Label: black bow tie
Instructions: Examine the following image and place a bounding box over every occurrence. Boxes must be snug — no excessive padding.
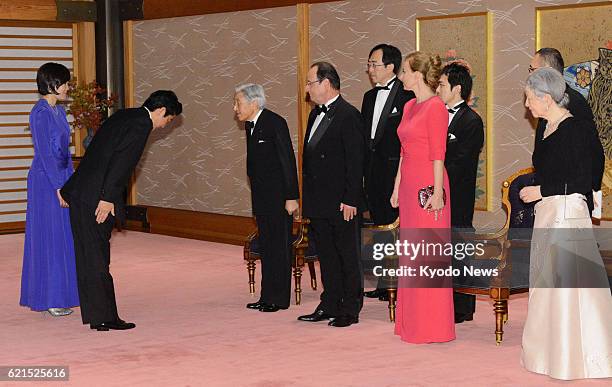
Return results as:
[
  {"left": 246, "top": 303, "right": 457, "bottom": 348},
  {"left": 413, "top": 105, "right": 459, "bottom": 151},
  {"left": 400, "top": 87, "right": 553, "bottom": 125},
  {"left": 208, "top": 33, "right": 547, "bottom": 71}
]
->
[
  {"left": 374, "top": 77, "right": 397, "bottom": 91},
  {"left": 314, "top": 104, "right": 328, "bottom": 115},
  {"left": 447, "top": 107, "right": 459, "bottom": 114},
  {"left": 246, "top": 121, "right": 255, "bottom": 131}
]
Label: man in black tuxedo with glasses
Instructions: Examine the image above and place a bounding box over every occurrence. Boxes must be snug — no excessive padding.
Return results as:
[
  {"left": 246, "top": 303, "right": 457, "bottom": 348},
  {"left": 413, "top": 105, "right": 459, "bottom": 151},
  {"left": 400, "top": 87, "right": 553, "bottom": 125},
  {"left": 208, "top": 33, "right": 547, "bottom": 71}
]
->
[
  {"left": 297, "top": 62, "right": 365, "bottom": 328},
  {"left": 361, "top": 44, "right": 415, "bottom": 301}
]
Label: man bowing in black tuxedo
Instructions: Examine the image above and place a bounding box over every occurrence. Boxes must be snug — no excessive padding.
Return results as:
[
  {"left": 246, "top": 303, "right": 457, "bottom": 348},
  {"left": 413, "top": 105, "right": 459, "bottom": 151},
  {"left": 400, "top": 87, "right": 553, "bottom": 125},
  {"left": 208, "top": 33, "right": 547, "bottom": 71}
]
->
[
  {"left": 233, "top": 83, "right": 299, "bottom": 312},
  {"left": 297, "top": 62, "right": 365, "bottom": 327},
  {"left": 436, "top": 63, "right": 484, "bottom": 323},
  {"left": 361, "top": 44, "right": 414, "bottom": 301},
  {"left": 61, "top": 90, "right": 182, "bottom": 331}
]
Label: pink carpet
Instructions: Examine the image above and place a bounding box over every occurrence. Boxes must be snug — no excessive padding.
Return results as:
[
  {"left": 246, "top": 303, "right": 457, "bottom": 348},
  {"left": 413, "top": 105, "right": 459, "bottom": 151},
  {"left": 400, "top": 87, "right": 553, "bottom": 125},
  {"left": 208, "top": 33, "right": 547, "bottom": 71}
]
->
[{"left": 0, "top": 231, "right": 606, "bottom": 386}]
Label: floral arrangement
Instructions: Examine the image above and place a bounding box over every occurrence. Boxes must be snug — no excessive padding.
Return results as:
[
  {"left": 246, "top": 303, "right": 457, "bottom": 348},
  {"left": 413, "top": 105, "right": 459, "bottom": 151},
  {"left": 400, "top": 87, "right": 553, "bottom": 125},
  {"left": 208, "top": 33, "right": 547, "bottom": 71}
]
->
[{"left": 67, "top": 80, "right": 117, "bottom": 133}]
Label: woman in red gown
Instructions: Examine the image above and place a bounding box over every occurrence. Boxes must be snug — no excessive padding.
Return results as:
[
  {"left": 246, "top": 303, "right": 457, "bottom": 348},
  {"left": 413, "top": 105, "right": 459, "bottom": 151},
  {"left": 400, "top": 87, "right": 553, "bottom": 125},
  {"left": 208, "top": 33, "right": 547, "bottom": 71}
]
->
[{"left": 390, "top": 51, "right": 455, "bottom": 343}]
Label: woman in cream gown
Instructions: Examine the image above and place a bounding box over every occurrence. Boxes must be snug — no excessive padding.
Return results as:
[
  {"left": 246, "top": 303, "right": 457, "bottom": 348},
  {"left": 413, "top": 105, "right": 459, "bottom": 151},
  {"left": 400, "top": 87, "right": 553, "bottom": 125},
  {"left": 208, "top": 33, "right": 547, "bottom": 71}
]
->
[{"left": 519, "top": 68, "right": 611, "bottom": 380}]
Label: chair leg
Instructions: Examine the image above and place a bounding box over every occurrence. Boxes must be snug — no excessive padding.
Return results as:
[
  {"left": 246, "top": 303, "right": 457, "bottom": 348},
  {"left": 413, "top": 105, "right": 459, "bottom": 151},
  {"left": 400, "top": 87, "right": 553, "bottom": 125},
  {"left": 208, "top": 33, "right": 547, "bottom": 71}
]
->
[
  {"left": 503, "top": 310, "right": 509, "bottom": 324},
  {"left": 307, "top": 261, "right": 317, "bottom": 290},
  {"left": 388, "top": 288, "right": 397, "bottom": 322},
  {"left": 247, "top": 259, "right": 256, "bottom": 295},
  {"left": 293, "top": 265, "right": 303, "bottom": 305},
  {"left": 494, "top": 299, "right": 508, "bottom": 345}
]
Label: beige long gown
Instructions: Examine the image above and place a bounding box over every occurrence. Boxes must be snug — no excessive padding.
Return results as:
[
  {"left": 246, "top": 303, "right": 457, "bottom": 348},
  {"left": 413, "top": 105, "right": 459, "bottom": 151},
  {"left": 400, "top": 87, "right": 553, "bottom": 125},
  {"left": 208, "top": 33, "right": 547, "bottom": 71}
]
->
[{"left": 521, "top": 194, "right": 612, "bottom": 380}]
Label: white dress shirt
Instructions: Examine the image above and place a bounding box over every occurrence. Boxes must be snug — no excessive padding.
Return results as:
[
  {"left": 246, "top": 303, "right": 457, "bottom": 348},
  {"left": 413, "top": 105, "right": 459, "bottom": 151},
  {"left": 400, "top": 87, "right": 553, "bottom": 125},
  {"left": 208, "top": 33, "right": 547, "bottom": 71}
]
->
[
  {"left": 308, "top": 94, "right": 339, "bottom": 142},
  {"left": 447, "top": 100, "right": 464, "bottom": 127},
  {"left": 371, "top": 76, "right": 396, "bottom": 139},
  {"left": 248, "top": 109, "right": 263, "bottom": 135}
]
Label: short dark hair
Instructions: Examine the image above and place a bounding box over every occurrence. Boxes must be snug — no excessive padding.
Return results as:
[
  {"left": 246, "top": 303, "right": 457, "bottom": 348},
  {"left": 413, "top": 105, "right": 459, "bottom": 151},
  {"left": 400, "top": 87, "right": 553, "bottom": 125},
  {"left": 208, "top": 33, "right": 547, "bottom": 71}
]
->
[
  {"left": 36, "top": 62, "right": 70, "bottom": 95},
  {"left": 142, "top": 90, "right": 182, "bottom": 116},
  {"left": 441, "top": 63, "right": 473, "bottom": 101},
  {"left": 369, "top": 44, "right": 402, "bottom": 75},
  {"left": 535, "top": 47, "right": 564, "bottom": 74},
  {"left": 312, "top": 61, "right": 340, "bottom": 90}
]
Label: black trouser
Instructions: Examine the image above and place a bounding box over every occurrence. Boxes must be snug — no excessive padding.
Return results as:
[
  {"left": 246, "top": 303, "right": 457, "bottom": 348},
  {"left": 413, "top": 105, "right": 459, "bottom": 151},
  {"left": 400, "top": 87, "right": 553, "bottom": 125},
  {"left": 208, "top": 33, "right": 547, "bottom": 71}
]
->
[
  {"left": 453, "top": 292, "right": 476, "bottom": 317},
  {"left": 256, "top": 213, "right": 293, "bottom": 308},
  {"left": 69, "top": 199, "right": 119, "bottom": 325},
  {"left": 452, "top": 226, "right": 476, "bottom": 317},
  {"left": 310, "top": 213, "right": 363, "bottom": 317}
]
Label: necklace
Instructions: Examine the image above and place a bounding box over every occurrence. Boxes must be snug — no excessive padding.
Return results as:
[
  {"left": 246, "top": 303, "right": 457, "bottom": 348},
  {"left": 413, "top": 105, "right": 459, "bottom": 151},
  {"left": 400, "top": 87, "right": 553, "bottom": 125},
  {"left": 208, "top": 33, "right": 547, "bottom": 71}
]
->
[{"left": 543, "top": 110, "right": 570, "bottom": 138}]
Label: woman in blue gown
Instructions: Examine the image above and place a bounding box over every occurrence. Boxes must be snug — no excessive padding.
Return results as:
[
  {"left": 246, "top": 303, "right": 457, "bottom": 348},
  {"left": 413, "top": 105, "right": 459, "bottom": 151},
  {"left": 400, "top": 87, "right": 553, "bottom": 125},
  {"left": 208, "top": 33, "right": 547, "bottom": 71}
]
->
[{"left": 20, "top": 62, "right": 79, "bottom": 316}]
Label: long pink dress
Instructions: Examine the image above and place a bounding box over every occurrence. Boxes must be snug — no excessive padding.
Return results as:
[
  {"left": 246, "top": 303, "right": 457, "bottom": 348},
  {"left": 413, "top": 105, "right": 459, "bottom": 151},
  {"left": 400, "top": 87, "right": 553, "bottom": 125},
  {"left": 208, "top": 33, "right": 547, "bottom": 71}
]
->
[{"left": 394, "top": 96, "right": 456, "bottom": 343}]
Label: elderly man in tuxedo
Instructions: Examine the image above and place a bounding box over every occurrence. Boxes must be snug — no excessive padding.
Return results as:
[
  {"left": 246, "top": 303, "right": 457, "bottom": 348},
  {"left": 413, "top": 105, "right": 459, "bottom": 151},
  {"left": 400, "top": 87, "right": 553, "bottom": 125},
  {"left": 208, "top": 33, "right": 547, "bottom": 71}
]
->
[
  {"left": 233, "top": 83, "right": 299, "bottom": 313},
  {"left": 361, "top": 44, "right": 415, "bottom": 301},
  {"left": 297, "top": 62, "right": 365, "bottom": 327},
  {"left": 436, "top": 63, "right": 483, "bottom": 323},
  {"left": 61, "top": 90, "right": 182, "bottom": 331}
]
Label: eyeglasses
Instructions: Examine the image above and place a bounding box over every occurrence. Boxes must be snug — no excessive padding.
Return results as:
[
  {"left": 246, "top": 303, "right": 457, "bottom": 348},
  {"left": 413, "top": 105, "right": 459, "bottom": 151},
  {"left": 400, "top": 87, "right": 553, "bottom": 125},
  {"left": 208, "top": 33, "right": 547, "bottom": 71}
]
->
[
  {"left": 305, "top": 79, "right": 322, "bottom": 87},
  {"left": 366, "top": 62, "right": 385, "bottom": 69},
  {"left": 528, "top": 65, "right": 538, "bottom": 74}
]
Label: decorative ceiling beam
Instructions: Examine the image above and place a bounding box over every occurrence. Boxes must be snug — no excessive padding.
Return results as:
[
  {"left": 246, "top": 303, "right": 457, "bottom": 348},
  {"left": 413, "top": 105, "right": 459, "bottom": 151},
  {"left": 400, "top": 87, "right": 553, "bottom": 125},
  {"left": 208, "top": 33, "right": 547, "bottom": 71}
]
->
[{"left": 140, "top": 0, "right": 332, "bottom": 20}]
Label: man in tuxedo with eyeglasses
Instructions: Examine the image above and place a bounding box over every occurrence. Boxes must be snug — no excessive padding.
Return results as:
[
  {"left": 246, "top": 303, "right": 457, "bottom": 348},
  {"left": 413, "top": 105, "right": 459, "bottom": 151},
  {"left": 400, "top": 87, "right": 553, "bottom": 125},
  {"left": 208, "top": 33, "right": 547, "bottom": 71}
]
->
[
  {"left": 297, "top": 61, "right": 365, "bottom": 328},
  {"left": 361, "top": 44, "right": 415, "bottom": 301}
]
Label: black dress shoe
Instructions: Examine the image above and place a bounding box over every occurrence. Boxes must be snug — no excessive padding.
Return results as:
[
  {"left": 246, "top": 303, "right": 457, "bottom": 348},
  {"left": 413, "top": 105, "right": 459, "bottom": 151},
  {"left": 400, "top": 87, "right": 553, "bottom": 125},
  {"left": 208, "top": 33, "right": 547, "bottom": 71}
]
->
[
  {"left": 328, "top": 315, "right": 358, "bottom": 327},
  {"left": 454, "top": 313, "right": 474, "bottom": 324},
  {"left": 364, "top": 288, "right": 386, "bottom": 299},
  {"left": 297, "top": 309, "right": 335, "bottom": 322},
  {"left": 259, "top": 303, "right": 288, "bottom": 312},
  {"left": 246, "top": 300, "right": 265, "bottom": 310},
  {"left": 90, "top": 319, "right": 136, "bottom": 331}
]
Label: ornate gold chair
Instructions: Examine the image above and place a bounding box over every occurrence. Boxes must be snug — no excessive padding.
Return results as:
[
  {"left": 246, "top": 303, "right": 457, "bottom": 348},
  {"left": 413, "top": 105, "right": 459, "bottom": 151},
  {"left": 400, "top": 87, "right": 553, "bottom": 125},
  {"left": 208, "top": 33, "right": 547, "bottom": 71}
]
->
[
  {"left": 243, "top": 219, "right": 318, "bottom": 305},
  {"left": 361, "top": 218, "right": 400, "bottom": 322},
  {"left": 453, "top": 166, "right": 535, "bottom": 345}
]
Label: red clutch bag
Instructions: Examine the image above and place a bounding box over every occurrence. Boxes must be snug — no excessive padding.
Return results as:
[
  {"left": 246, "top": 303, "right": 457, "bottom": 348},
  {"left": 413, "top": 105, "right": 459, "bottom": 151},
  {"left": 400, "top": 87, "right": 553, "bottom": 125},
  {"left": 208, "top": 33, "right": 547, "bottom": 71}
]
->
[{"left": 418, "top": 185, "right": 446, "bottom": 208}]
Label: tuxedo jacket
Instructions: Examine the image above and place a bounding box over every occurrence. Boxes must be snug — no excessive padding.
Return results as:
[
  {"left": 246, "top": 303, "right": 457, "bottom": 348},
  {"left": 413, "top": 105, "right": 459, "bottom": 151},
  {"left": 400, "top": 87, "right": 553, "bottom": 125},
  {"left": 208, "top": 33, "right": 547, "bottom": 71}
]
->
[
  {"left": 61, "top": 107, "right": 152, "bottom": 223},
  {"left": 246, "top": 108, "right": 299, "bottom": 216},
  {"left": 360, "top": 79, "right": 415, "bottom": 225},
  {"left": 444, "top": 102, "right": 484, "bottom": 228},
  {"left": 533, "top": 84, "right": 601, "bottom": 210},
  {"left": 302, "top": 95, "right": 365, "bottom": 218}
]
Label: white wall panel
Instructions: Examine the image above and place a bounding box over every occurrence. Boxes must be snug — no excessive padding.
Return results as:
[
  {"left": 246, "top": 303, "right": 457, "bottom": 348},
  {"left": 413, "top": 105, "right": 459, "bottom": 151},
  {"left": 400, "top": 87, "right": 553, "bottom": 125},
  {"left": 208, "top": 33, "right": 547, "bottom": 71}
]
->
[
  {"left": 0, "top": 202, "right": 26, "bottom": 212},
  {"left": 0, "top": 115, "right": 30, "bottom": 124},
  {"left": 0, "top": 137, "right": 33, "bottom": 146},
  {"left": 0, "top": 49, "right": 72, "bottom": 57},
  {"left": 0, "top": 93, "right": 41, "bottom": 101},
  {"left": 0, "top": 169, "right": 28, "bottom": 179},
  {"left": 1, "top": 159, "right": 33, "bottom": 168},
  {"left": 0, "top": 38, "right": 72, "bottom": 47},
  {"left": 0, "top": 126, "right": 30, "bottom": 135},
  {"left": 0, "top": 60, "right": 72, "bottom": 68},
  {"left": 0, "top": 27, "right": 72, "bottom": 36},
  {"left": 0, "top": 71, "right": 38, "bottom": 79},
  {"left": 0, "top": 213, "right": 26, "bottom": 222},
  {"left": 0, "top": 103, "right": 35, "bottom": 112},
  {"left": 0, "top": 82, "right": 38, "bottom": 91},
  {"left": 0, "top": 180, "right": 27, "bottom": 190},
  {"left": 0, "top": 24, "right": 73, "bottom": 225},
  {"left": 0, "top": 191, "right": 27, "bottom": 201}
]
